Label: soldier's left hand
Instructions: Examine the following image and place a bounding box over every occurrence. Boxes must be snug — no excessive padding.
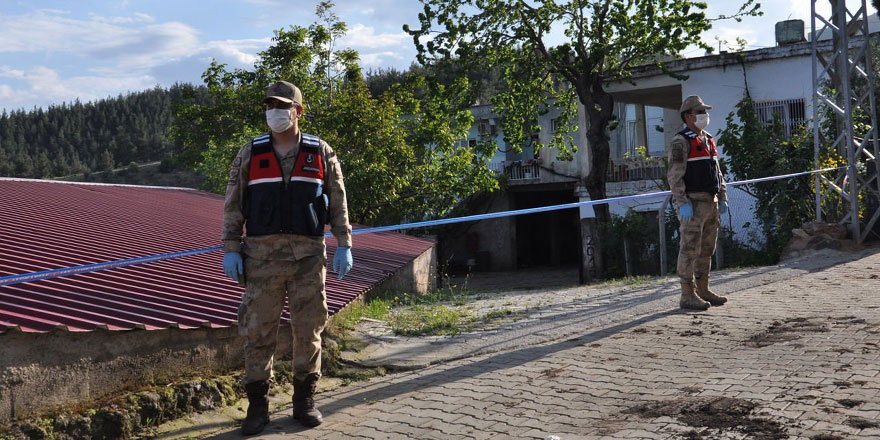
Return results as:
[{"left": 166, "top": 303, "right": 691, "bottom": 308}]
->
[
  {"left": 719, "top": 200, "right": 729, "bottom": 215},
  {"left": 333, "top": 246, "right": 353, "bottom": 280}
]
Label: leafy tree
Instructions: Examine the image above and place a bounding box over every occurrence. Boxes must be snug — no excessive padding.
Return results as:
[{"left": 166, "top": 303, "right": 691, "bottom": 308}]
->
[
  {"left": 717, "top": 97, "right": 817, "bottom": 259},
  {"left": 173, "top": 1, "right": 497, "bottom": 225},
  {"left": 405, "top": 0, "right": 761, "bottom": 278},
  {"left": 365, "top": 67, "right": 409, "bottom": 98}
]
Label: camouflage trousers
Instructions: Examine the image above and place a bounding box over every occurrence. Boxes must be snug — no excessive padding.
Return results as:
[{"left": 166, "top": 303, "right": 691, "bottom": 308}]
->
[
  {"left": 240, "top": 255, "right": 328, "bottom": 383},
  {"left": 677, "top": 192, "right": 720, "bottom": 281}
]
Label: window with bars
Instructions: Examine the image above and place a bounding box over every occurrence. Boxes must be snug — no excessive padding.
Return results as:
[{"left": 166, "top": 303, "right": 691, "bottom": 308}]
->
[{"left": 752, "top": 98, "right": 806, "bottom": 138}]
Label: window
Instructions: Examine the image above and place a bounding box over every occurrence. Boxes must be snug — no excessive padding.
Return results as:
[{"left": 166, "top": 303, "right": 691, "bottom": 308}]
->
[
  {"left": 752, "top": 98, "right": 806, "bottom": 138},
  {"left": 454, "top": 138, "right": 478, "bottom": 149},
  {"left": 476, "top": 119, "right": 497, "bottom": 136}
]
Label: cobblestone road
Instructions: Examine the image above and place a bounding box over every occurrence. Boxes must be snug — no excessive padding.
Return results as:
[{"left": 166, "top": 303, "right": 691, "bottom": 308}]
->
[{"left": 162, "top": 248, "right": 880, "bottom": 439}]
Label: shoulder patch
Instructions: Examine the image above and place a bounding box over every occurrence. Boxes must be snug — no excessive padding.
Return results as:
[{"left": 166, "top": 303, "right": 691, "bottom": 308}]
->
[
  {"left": 672, "top": 147, "right": 685, "bottom": 163},
  {"left": 671, "top": 140, "right": 687, "bottom": 163}
]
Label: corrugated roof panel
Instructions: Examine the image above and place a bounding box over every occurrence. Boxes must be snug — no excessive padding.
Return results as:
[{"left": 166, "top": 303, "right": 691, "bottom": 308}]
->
[{"left": 0, "top": 179, "right": 434, "bottom": 333}]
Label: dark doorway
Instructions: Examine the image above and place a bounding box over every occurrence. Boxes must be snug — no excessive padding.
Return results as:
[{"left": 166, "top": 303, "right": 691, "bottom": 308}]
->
[{"left": 513, "top": 189, "right": 579, "bottom": 268}]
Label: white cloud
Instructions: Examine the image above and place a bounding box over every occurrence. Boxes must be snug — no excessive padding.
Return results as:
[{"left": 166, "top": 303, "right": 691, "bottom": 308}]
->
[
  {"left": 359, "top": 51, "right": 407, "bottom": 67},
  {"left": 0, "top": 10, "right": 203, "bottom": 72},
  {"left": 331, "top": 0, "right": 423, "bottom": 29},
  {"left": 86, "top": 21, "right": 201, "bottom": 70},
  {"left": 0, "top": 84, "right": 24, "bottom": 104},
  {"left": 340, "top": 23, "right": 409, "bottom": 49},
  {"left": 0, "top": 65, "right": 156, "bottom": 110},
  {"left": 88, "top": 12, "right": 154, "bottom": 24},
  {"left": 203, "top": 38, "right": 271, "bottom": 66},
  {"left": 240, "top": 0, "right": 287, "bottom": 7},
  {"left": 0, "top": 9, "right": 129, "bottom": 53}
]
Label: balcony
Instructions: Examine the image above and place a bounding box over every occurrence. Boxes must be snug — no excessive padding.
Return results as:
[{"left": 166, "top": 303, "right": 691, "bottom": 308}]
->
[
  {"left": 488, "top": 160, "right": 541, "bottom": 181},
  {"left": 606, "top": 160, "right": 666, "bottom": 183}
]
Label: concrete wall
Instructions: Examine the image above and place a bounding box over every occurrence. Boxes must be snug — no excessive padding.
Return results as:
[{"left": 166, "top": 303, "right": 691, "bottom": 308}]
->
[
  {"left": 0, "top": 243, "right": 436, "bottom": 423},
  {"left": 439, "top": 191, "right": 516, "bottom": 272},
  {"left": 0, "top": 325, "right": 255, "bottom": 424},
  {"left": 376, "top": 243, "right": 437, "bottom": 294}
]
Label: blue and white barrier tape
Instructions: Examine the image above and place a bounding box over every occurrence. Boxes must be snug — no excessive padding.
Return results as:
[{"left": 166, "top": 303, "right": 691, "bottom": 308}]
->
[
  {"left": 348, "top": 164, "right": 849, "bottom": 235},
  {"left": 0, "top": 165, "right": 850, "bottom": 287},
  {"left": 0, "top": 247, "right": 221, "bottom": 287}
]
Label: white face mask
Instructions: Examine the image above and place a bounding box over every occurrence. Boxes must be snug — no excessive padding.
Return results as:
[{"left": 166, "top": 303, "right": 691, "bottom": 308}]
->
[
  {"left": 694, "top": 113, "right": 710, "bottom": 130},
  {"left": 266, "top": 108, "right": 293, "bottom": 133}
]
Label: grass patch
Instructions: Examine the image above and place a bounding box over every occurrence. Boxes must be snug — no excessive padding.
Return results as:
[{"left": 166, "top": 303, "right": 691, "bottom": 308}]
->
[
  {"left": 596, "top": 275, "right": 655, "bottom": 288},
  {"left": 388, "top": 304, "right": 472, "bottom": 336},
  {"left": 473, "top": 308, "right": 525, "bottom": 329},
  {"left": 331, "top": 274, "right": 480, "bottom": 337},
  {"left": 325, "top": 364, "right": 386, "bottom": 385},
  {"left": 398, "top": 274, "right": 474, "bottom": 306},
  {"left": 332, "top": 297, "right": 393, "bottom": 331}
]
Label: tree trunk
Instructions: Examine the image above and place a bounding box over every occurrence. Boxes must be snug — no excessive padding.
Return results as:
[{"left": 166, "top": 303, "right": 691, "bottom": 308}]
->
[{"left": 577, "top": 78, "right": 615, "bottom": 282}]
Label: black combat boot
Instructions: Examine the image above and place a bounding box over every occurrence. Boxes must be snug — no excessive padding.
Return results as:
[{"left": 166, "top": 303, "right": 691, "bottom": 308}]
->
[
  {"left": 241, "top": 380, "right": 270, "bottom": 435},
  {"left": 292, "top": 373, "right": 323, "bottom": 427}
]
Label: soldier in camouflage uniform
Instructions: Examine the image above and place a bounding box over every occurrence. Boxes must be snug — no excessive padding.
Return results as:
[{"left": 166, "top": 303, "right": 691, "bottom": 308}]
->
[
  {"left": 222, "top": 81, "right": 353, "bottom": 434},
  {"left": 667, "top": 95, "right": 729, "bottom": 311}
]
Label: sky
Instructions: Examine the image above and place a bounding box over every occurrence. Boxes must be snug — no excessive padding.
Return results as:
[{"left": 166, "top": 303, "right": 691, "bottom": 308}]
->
[{"left": 0, "top": 0, "right": 873, "bottom": 112}]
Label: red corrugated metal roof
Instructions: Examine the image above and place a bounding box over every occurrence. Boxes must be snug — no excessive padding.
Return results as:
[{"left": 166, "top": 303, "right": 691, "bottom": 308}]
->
[{"left": 0, "top": 178, "right": 434, "bottom": 333}]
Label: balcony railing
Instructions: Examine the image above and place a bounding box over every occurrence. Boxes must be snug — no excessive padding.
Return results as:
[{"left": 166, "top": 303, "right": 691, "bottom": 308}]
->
[
  {"left": 487, "top": 160, "right": 664, "bottom": 183},
  {"left": 488, "top": 160, "right": 541, "bottom": 181},
  {"left": 606, "top": 161, "right": 666, "bottom": 183}
]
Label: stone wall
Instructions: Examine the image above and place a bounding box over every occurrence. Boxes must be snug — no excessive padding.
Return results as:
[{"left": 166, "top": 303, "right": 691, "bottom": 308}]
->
[{"left": 0, "top": 243, "right": 435, "bottom": 424}]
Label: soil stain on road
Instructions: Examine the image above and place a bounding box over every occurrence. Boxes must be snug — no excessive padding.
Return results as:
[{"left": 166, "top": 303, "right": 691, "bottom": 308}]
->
[{"left": 625, "top": 396, "right": 788, "bottom": 439}]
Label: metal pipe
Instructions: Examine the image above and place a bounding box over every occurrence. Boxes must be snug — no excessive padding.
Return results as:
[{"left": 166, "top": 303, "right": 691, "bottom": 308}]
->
[
  {"left": 659, "top": 194, "right": 671, "bottom": 276},
  {"left": 811, "top": 0, "right": 823, "bottom": 222}
]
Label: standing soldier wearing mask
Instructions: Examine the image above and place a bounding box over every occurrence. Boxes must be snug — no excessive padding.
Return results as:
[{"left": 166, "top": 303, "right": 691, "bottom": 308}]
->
[
  {"left": 667, "top": 95, "right": 729, "bottom": 310},
  {"left": 222, "top": 80, "right": 353, "bottom": 434}
]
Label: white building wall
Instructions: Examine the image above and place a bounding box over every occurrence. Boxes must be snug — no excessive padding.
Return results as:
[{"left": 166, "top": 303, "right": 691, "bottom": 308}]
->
[
  {"left": 602, "top": 51, "right": 814, "bottom": 240},
  {"left": 477, "top": 47, "right": 816, "bottom": 244}
]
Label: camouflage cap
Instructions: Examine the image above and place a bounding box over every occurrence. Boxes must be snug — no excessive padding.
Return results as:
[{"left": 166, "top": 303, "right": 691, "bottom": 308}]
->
[
  {"left": 680, "top": 95, "right": 713, "bottom": 113},
  {"left": 264, "top": 81, "right": 303, "bottom": 106}
]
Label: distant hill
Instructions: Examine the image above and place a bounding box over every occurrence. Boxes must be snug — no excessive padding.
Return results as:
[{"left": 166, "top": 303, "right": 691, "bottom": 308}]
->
[{"left": 0, "top": 84, "right": 206, "bottom": 185}]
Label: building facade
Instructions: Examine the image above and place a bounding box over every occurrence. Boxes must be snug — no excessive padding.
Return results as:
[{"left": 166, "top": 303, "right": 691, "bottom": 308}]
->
[{"left": 441, "top": 19, "right": 877, "bottom": 273}]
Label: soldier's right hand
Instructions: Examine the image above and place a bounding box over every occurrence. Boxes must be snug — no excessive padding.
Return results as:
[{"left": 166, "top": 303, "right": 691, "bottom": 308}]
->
[
  {"left": 223, "top": 252, "right": 244, "bottom": 281},
  {"left": 679, "top": 202, "right": 694, "bottom": 222}
]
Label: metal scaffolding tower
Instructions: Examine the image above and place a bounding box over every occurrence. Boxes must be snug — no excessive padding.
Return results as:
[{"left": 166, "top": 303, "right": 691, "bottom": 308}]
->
[{"left": 811, "top": 0, "right": 880, "bottom": 241}]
